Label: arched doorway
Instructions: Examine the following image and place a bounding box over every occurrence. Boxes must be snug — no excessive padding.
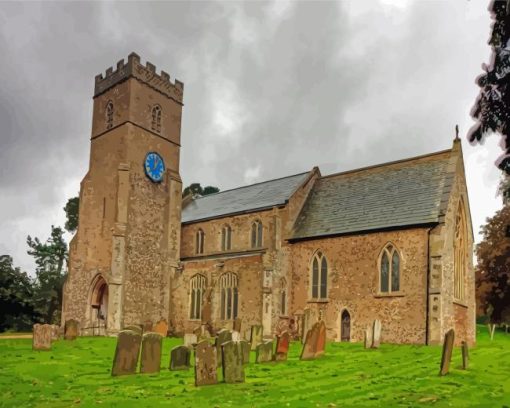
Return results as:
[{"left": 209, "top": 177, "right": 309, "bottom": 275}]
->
[
  {"left": 90, "top": 276, "right": 108, "bottom": 335},
  {"left": 341, "top": 310, "right": 351, "bottom": 342}
]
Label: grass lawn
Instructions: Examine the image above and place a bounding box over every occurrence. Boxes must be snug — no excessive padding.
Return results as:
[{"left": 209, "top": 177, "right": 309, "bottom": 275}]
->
[{"left": 0, "top": 326, "right": 508, "bottom": 408}]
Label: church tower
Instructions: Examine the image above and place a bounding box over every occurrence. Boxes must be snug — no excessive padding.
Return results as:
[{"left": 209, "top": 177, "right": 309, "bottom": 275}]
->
[{"left": 62, "top": 53, "right": 184, "bottom": 334}]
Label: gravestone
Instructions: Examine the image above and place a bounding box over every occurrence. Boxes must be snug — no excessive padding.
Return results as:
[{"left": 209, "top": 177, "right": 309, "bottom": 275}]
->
[
  {"left": 50, "top": 324, "right": 60, "bottom": 341},
  {"left": 274, "top": 331, "right": 290, "bottom": 361},
  {"left": 232, "top": 330, "right": 241, "bottom": 342},
  {"left": 140, "top": 332, "right": 163, "bottom": 374},
  {"left": 216, "top": 329, "right": 233, "bottom": 368},
  {"left": 371, "top": 319, "right": 381, "bottom": 348},
  {"left": 240, "top": 340, "right": 251, "bottom": 364},
  {"left": 250, "top": 325, "right": 263, "bottom": 350},
  {"left": 111, "top": 330, "right": 142, "bottom": 376},
  {"left": 154, "top": 319, "right": 168, "bottom": 337},
  {"left": 461, "top": 341, "right": 469, "bottom": 370},
  {"left": 33, "top": 324, "right": 52, "bottom": 350},
  {"left": 170, "top": 345, "right": 191, "bottom": 371},
  {"left": 123, "top": 325, "right": 142, "bottom": 335},
  {"left": 315, "top": 321, "right": 326, "bottom": 357},
  {"left": 194, "top": 340, "right": 218, "bottom": 386},
  {"left": 233, "top": 318, "right": 242, "bottom": 333},
  {"left": 221, "top": 341, "right": 245, "bottom": 383},
  {"left": 143, "top": 320, "right": 153, "bottom": 333},
  {"left": 64, "top": 319, "right": 79, "bottom": 340},
  {"left": 301, "top": 309, "right": 313, "bottom": 344},
  {"left": 364, "top": 327, "right": 372, "bottom": 349},
  {"left": 255, "top": 341, "right": 273, "bottom": 363},
  {"left": 300, "top": 321, "right": 326, "bottom": 360},
  {"left": 439, "top": 329, "right": 455, "bottom": 376},
  {"left": 184, "top": 333, "right": 198, "bottom": 348}
]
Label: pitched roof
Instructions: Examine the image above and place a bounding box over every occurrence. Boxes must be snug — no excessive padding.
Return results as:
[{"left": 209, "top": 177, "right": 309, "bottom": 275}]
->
[
  {"left": 291, "top": 149, "right": 455, "bottom": 240},
  {"left": 182, "top": 172, "right": 310, "bottom": 224}
]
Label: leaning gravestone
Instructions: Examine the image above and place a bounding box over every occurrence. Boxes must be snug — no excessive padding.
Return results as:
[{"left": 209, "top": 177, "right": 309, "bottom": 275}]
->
[
  {"left": 371, "top": 319, "right": 381, "bottom": 348},
  {"left": 364, "top": 327, "right": 372, "bottom": 349},
  {"left": 111, "top": 330, "right": 142, "bottom": 376},
  {"left": 315, "top": 321, "right": 326, "bottom": 357},
  {"left": 439, "top": 329, "right": 455, "bottom": 376},
  {"left": 153, "top": 319, "right": 168, "bottom": 337},
  {"left": 123, "top": 325, "right": 143, "bottom": 335},
  {"left": 194, "top": 340, "right": 218, "bottom": 386},
  {"left": 250, "top": 325, "right": 263, "bottom": 351},
  {"left": 184, "top": 333, "right": 198, "bottom": 348},
  {"left": 222, "top": 341, "right": 245, "bottom": 383},
  {"left": 140, "top": 332, "right": 163, "bottom": 374},
  {"left": 64, "top": 319, "right": 79, "bottom": 340},
  {"left": 233, "top": 318, "right": 242, "bottom": 333},
  {"left": 240, "top": 340, "right": 251, "bottom": 364},
  {"left": 33, "top": 324, "right": 52, "bottom": 351},
  {"left": 461, "top": 341, "right": 469, "bottom": 370},
  {"left": 216, "top": 329, "right": 233, "bottom": 368},
  {"left": 301, "top": 309, "right": 313, "bottom": 344},
  {"left": 255, "top": 341, "right": 273, "bottom": 363},
  {"left": 170, "top": 345, "right": 191, "bottom": 371},
  {"left": 274, "top": 331, "right": 290, "bottom": 361},
  {"left": 300, "top": 323, "right": 319, "bottom": 360}
]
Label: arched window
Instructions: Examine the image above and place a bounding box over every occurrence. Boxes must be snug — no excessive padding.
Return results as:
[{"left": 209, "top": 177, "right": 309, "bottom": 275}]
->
[
  {"left": 454, "top": 201, "right": 467, "bottom": 300},
  {"left": 219, "top": 272, "right": 238, "bottom": 320},
  {"left": 106, "top": 101, "right": 114, "bottom": 129},
  {"left": 379, "top": 243, "right": 400, "bottom": 293},
  {"left": 280, "top": 278, "right": 287, "bottom": 315},
  {"left": 189, "top": 274, "right": 206, "bottom": 320},
  {"left": 311, "top": 251, "right": 328, "bottom": 300},
  {"left": 196, "top": 229, "right": 205, "bottom": 255},
  {"left": 221, "top": 225, "right": 232, "bottom": 251},
  {"left": 151, "top": 105, "right": 162, "bottom": 133},
  {"left": 251, "top": 220, "right": 263, "bottom": 248}
]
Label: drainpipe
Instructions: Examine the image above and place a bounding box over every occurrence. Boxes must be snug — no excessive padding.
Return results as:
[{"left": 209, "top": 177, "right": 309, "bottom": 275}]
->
[{"left": 425, "top": 228, "right": 432, "bottom": 345}]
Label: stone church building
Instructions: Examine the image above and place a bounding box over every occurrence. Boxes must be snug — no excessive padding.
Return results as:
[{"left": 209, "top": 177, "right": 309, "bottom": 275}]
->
[{"left": 62, "top": 54, "right": 476, "bottom": 346}]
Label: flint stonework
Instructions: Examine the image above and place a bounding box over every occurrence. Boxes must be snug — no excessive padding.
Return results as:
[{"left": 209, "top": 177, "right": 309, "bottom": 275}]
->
[
  {"left": 439, "top": 329, "right": 455, "bottom": 376},
  {"left": 194, "top": 340, "right": 218, "bottom": 386},
  {"left": 111, "top": 330, "right": 142, "bottom": 376},
  {"left": 221, "top": 341, "right": 245, "bottom": 383},
  {"left": 33, "top": 324, "right": 52, "bottom": 351},
  {"left": 170, "top": 345, "right": 191, "bottom": 371}
]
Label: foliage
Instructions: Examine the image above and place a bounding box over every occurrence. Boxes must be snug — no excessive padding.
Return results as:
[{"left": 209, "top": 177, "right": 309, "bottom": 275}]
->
[
  {"left": 469, "top": 0, "right": 510, "bottom": 178},
  {"left": 0, "top": 256, "right": 37, "bottom": 332},
  {"left": 0, "top": 327, "right": 508, "bottom": 407},
  {"left": 183, "top": 183, "right": 220, "bottom": 198},
  {"left": 63, "top": 196, "right": 79, "bottom": 233},
  {"left": 26, "top": 226, "right": 68, "bottom": 325},
  {"left": 475, "top": 204, "right": 510, "bottom": 324}
]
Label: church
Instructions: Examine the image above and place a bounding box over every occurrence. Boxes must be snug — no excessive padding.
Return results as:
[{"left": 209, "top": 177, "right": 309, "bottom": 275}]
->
[{"left": 61, "top": 53, "right": 475, "bottom": 346}]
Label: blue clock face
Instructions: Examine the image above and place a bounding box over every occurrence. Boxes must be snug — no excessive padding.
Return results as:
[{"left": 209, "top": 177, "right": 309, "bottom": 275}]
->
[{"left": 144, "top": 152, "right": 165, "bottom": 183}]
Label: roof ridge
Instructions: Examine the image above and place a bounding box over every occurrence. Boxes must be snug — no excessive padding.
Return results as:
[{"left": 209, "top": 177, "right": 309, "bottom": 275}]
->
[
  {"left": 190, "top": 171, "right": 310, "bottom": 201},
  {"left": 320, "top": 148, "right": 452, "bottom": 180}
]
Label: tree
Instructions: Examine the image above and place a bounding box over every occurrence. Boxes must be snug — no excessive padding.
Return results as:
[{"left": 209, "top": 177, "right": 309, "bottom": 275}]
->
[
  {"left": 182, "top": 183, "right": 220, "bottom": 198},
  {"left": 469, "top": 0, "right": 510, "bottom": 178},
  {"left": 475, "top": 204, "right": 510, "bottom": 335},
  {"left": 64, "top": 196, "right": 79, "bottom": 233},
  {"left": 0, "top": 255, "right": 36, "bottom": 332},
  {"left": 27, "top": 226, "right": 68, "bottom": 324}
]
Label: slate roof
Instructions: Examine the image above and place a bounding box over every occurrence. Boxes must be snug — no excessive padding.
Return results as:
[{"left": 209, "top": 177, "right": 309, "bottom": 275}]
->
[
  {"left": 291, "top": 150, "right": 454, "bottom": 240},
  {"left": 182, "top": 172, "right": 310, "bottom": 224}
]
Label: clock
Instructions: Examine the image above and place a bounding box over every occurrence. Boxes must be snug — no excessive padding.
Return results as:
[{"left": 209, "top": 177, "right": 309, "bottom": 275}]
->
[{"left": 144, "top": 152, "right": 165, "bottom": 183}]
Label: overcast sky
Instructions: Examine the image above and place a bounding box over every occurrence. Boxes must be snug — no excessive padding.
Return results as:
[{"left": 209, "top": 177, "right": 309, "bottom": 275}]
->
[{"left": 0, "top": 0, "right": 505, "bottom": 274}]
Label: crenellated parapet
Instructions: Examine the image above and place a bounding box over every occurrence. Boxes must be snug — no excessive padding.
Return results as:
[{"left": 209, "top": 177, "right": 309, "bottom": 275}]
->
[{"left": 94, "top": 52, "right": 184, "bottom": 103}]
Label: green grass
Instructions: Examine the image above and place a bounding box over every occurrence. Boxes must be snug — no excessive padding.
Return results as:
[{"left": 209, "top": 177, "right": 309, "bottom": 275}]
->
[{"left": 0, "top": 326, "right": 509, "bottom": 408}]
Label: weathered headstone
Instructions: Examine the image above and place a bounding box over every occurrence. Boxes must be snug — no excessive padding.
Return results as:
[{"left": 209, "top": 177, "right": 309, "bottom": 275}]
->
[
  {"left": 233, "top": 318, "right": 242, "bottom": 333},
  {"left": 274, "top": 331, "right": 290, "bottom": 361},
  {"left": 123, "top": 325, "right": 142, "bottom": 335},
  {"left": 170, "top": 345, "right": 191, "bottom": 371},
  {"left": 194, "top": 340, "right": 218, "bottom": 386},
  {"left": 250, "top": 325, "right": 263, "bottom": 350},
  {"left": 315, "top": 321, "right": 326, "bottom": 357},
  {"left": 364, "top": 327, "right": 372, "bottom": 349},
  {"left": 439, "top": 329, "right": 455, "bottom": 376},
  {"left": 461, "top": 341, "right": 469, "bottom": 370},
  {"left": 371, "top": 319, "right": 381, "bottom": 348},
  {"left": 143, "top": 320, "right": 153, "bottom": 333},
  {"left": 301, "top": 309, "right": 313, "bottom": 344},
  {"left": 33, "top": 324, "right": 52, "bottom": 350},
  {"left": 240, "top": 340, "right": 251, "bottom": 364},
  {"left": 300, "top": 321, "right": 326, "bottom": 360},
  {"left": 232, "top": 330, "right": 241, "bottom": 342},
  {"left": 64, "top": 319, "right": 79, "bottom": 340},
  {"left": 255, "top": 341, "right": 273, "bottom": 363},
  {"left": 184, "top": 333, "right": 198, "bottom": 348},
  {"left": 140, "top": 332, "right": 162, "bottom": 374},
  {"left": 153, "top": 319, "right": 168, "bottom": 337},
  {"left": 221, "top": 341, "right": 245, "bottom": 383},
  {"left": 216, "top": 329, "right": 233, "bottom": 368},
  {"left": 50, "top": 324, "right": 60, "bottom": 341},
  {"left": 111, "top": 330, "right": 142, "bottom": 376}
]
